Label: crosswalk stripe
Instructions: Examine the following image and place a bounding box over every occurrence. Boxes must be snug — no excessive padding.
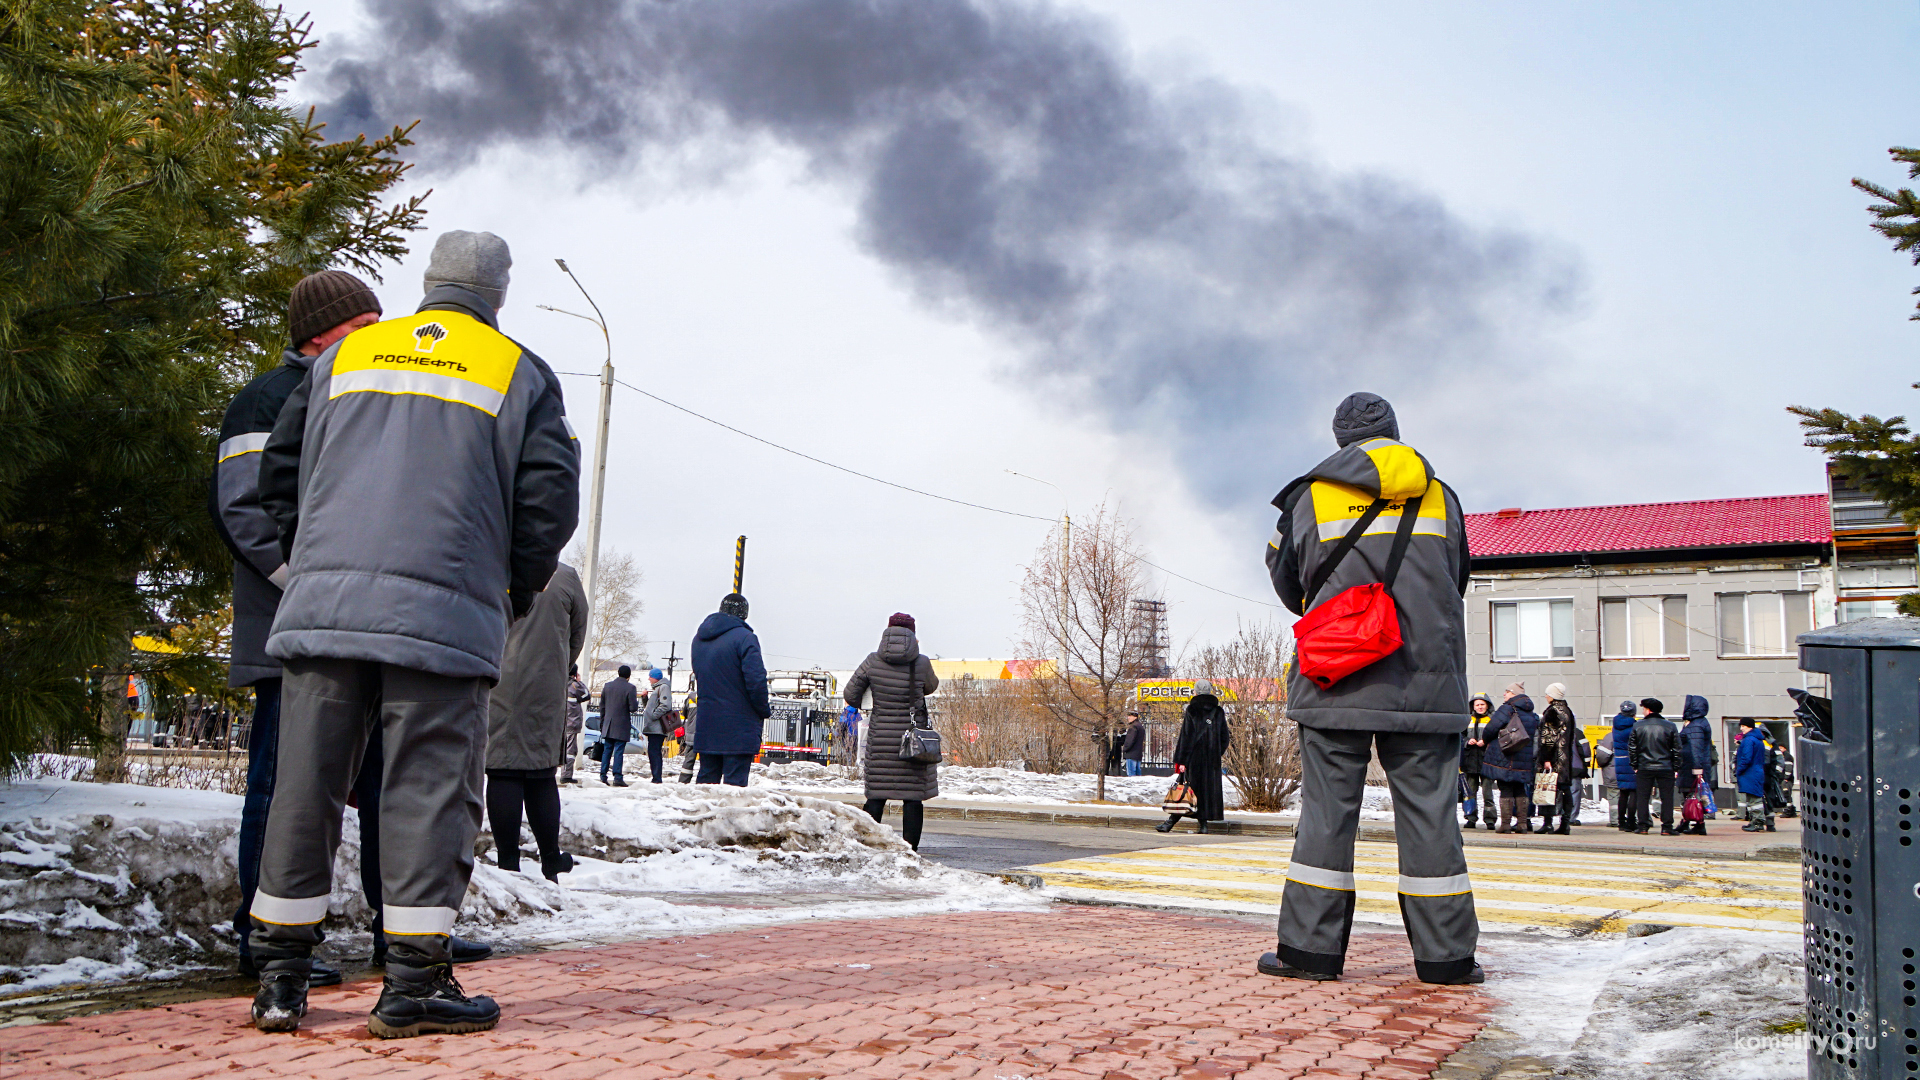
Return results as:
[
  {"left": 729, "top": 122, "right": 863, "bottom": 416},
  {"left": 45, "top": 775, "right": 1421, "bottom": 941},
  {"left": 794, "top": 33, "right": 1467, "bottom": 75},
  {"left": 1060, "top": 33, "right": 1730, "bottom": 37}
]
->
[{"left": 1018, "top": 837, "right": 1802, "bottom": 936}]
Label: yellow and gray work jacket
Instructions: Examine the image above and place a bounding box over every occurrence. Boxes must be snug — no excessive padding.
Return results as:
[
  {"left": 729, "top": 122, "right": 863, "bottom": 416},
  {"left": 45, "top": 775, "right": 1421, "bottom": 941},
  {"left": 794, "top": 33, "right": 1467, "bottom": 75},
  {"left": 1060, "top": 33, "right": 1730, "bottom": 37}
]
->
[
  {"left": 1266, "top": 437, "right": 1471, "bottom": 733},
  {"left": 259, "top": 284, "right": 581, "bottom": 680}
]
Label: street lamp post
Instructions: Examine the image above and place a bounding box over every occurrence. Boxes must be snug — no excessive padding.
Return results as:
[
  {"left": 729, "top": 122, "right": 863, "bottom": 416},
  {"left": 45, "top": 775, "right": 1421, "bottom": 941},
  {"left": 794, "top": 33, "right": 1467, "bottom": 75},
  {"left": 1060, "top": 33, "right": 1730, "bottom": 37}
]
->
[
  {"left": 1007, "top": 471, "right": 1070, "bottom": 682},
  {"left": 538, "top": 260, "right": 613, "bottom": 678}
]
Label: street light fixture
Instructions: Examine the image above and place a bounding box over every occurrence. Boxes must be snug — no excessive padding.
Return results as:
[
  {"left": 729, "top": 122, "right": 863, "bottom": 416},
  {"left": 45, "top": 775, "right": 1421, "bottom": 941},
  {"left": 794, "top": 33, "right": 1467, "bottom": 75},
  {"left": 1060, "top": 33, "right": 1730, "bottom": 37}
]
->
[{"left": 539, "top": 259, "right": 615, "bottom": 681}]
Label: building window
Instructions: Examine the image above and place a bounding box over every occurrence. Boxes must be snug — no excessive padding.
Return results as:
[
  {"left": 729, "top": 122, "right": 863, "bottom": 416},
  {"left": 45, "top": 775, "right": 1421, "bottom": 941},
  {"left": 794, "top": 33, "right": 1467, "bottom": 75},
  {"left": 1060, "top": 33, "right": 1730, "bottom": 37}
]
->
[
  {"left": 1492, "top": 598, "right": 1574, "bottom": 661},
  {"left": 1838, "top": 564, "right": 1917, "bottom": 589},
  {"left": 1838, "top": 598, "right": 1901, "bottom": 621},
  {"left": 1716, "top": 592, "right": 1812, "bottom": 657},
  {"left": 1600, "top": 595, "right": 1688, "bottom": 658}
]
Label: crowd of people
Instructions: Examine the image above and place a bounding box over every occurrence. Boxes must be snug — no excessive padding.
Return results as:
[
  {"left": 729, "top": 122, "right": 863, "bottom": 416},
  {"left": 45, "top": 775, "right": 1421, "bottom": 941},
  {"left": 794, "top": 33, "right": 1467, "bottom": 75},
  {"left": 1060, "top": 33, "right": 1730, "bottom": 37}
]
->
[{"left": 1459, "top": 685, "right": 1796, "bottom": 836}]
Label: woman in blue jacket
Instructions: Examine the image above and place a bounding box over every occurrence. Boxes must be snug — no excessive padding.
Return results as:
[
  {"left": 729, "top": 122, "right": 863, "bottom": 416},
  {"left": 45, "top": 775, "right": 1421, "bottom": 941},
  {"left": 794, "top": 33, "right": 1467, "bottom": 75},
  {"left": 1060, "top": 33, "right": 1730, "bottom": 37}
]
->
[
  {"left": 1734, "top": 718, "right": 1774, "bottom": 832},
  {"left": 1480, "top": 684, "right": 1539, "bottom": 833},
  {"left": 1609, "top": 703, "right": 1638, "bottom": 833}
]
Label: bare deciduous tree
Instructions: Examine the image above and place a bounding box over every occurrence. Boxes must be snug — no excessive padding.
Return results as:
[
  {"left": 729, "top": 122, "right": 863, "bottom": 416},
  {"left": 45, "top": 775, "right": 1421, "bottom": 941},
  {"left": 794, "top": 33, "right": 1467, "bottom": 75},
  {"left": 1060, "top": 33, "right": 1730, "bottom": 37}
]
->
[
  {"left": 1018, "top": 503, "right": 1154, "bottom": 799},
  {"left": 1192, "top": 619, "right": 1301, "bottom": 812},
  {"left": 567, "top": 545, "right": 648, "bottom": 677}
]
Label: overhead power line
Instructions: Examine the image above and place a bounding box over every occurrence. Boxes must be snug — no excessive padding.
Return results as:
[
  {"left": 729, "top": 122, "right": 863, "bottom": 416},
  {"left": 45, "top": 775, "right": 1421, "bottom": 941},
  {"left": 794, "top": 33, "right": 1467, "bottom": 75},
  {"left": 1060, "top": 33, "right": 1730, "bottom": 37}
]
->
[{"left": 550, "top": 371, "right": 1283, "bottom": 610}]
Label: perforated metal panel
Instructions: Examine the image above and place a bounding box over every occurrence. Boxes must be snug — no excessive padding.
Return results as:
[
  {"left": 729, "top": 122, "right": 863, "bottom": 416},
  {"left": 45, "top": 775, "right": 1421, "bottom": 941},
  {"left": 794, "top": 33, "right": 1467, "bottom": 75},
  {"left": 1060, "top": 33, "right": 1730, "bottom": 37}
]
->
[{"left": 1799, "top": 619, "right": 1920, "bottom": 1080}]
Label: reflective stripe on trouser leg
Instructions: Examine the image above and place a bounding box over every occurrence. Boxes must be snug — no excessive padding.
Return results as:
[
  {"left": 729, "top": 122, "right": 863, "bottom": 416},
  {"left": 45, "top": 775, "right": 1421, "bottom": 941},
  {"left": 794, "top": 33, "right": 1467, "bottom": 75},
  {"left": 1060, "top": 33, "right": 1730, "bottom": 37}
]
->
[
  {"left": 375, "top": 664, "right": 489, "bottom": 967},
  {"left": 1378, "top": 730, "right": 1479, "bottom": 982},
  {"left": 1277, "top": 726, "right": 1372, "bottom": 975},
  {"left": 250, "top": 659, "right": 381, "bottom": 959}
]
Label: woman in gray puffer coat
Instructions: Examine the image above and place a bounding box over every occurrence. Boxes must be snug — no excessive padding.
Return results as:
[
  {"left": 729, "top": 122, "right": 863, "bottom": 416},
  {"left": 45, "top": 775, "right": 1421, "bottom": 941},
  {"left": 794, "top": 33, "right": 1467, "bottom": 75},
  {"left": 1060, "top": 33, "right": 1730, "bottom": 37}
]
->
[{"left": 844, "top": 613, "right": 940, "bottom": 850}]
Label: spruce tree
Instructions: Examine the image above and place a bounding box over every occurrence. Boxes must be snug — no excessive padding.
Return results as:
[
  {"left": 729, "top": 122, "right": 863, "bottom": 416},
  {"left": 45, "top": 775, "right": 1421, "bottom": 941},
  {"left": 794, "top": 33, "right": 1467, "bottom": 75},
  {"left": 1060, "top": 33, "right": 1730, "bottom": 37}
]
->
[{"left": 0, "top": 0, "right": 426, "bottom": 775}]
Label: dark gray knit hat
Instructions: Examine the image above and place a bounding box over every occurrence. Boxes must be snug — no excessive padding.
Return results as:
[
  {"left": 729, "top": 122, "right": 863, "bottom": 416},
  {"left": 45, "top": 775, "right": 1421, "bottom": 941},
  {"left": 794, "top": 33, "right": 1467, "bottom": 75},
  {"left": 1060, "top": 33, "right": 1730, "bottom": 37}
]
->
[
  {"left": 423, "top": 230, "right": 512, "bottom": 309},
  {"left": 719, "top": 593, "right": 749, "bottom": 619},
  {"left": 1332, "top": 392, "right": 1399, "bottom": 447},
  {"left": 288, "top": 270, "right": 381, "bottom": 348}
]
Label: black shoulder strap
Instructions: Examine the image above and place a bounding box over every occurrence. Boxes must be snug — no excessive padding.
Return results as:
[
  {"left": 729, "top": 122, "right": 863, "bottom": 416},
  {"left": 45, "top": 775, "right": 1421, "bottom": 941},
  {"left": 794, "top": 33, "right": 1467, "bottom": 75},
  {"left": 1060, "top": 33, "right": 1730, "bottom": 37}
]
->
[
  {"left": 1382, "top": 490, "right": 1424, "bottom": 591},
  {"left": 1305, "top": 498, "right": 1388, "bottom": 608},
  {"left": 1304, "top": 490, "right": 1426, "bottom": 607}
]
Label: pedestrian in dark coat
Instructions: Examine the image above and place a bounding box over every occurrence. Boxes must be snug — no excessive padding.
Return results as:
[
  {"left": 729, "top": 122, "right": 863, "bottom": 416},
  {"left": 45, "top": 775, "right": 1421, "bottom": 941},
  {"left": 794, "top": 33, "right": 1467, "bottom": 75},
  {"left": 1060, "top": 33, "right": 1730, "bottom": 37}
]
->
[
  {"left": 689, "top": 593, "right": 771, "bottom": 787},
  {"left": 598, "top": 666, "right": 640, "bottom": 786},
  {"left": 844, "top": 613, "right": 939, "bottom": 850},
  {"left": 1533, "top": 683, "right": 1580, "bottom": 835},
  {"left": 486, "top": 562, "right": 587, "bottom": 880},
  {"left": 1677, "top": 695, "right": 1714, "bottom": 835},
  {"left": 1609, "top": 703, "right": 1638, "bottom": 831},
  {"left": 1158, "top": 682, "right": 1232, "bottom": 833},
  {"left": 1461, "top": 695, "right": 1495, "bottom": 829},
  {"left": 1480, "top": 684, "right": 1538, "bottom": 834},
  {"left": 1734, "top": 718, "right": 1774, "bottom": 832},
  {"left": 1628, "top": 698, "right": 1680, "bottom": 834},
  {"left": 1121, "top": 713, "right": 1147, "bottom": 776}
]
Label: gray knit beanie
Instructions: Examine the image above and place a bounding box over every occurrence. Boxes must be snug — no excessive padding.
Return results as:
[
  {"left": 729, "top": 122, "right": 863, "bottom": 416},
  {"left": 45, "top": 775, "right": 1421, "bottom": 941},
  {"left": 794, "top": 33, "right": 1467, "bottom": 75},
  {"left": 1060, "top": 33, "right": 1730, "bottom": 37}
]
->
[
  {"left": 423, "top": 230, "right": 512, "bottom": 309},
  {"left": 1332, "top": 392, "right": 1399, "bottom": 447}
]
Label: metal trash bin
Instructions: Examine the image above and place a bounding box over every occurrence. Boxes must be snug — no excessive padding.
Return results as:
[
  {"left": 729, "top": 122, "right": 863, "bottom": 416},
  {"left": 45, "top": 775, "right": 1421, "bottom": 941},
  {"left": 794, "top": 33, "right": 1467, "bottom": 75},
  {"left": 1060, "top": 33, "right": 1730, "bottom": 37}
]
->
[{"left": 1797, "top": 618, "right": 1920, "bottom": 1079}]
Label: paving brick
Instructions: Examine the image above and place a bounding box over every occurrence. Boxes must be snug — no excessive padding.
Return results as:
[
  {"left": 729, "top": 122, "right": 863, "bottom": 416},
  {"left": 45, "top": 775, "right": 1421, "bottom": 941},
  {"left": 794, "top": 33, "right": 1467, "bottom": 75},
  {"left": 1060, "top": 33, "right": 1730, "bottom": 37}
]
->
[{"left": 0, "top": 913, "right": 1487, "bottom": 1080}]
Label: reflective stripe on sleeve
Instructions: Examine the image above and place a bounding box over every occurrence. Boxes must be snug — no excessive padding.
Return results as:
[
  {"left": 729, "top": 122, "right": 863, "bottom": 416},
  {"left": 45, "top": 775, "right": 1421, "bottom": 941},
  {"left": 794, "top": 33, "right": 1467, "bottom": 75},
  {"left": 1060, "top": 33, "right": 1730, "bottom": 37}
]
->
[
  {"left": 1285, "top": 862, "right": 1356, "bottom": 891},
  {"left": 331, "top": 368, "right": 507, "bottom": 415},
  {"left": 1398, "top": 873, "right": 1473, "bottom": 897},
  {"left": 217, "top": 431, "right": 271, "bottom": 462},
  {"left": 562, "top": 416, "right": 578, "bottom": 440},
  {"left": 1269, "top": 527, "right": 1285, "bottom": 549},
  {"left": 249, "top": 891, "right": 330, "bottom": 926},
  {"left": 382, "top": 905, "right": 458, "bottom": 936}
]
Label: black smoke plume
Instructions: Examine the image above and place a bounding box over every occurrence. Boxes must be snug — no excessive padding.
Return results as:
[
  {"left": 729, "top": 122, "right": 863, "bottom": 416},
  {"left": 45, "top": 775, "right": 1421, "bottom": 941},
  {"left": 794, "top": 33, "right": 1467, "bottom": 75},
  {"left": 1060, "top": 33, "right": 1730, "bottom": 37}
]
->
[{"left": 321, "top": 0, "right": 1578, "bottom": 505}]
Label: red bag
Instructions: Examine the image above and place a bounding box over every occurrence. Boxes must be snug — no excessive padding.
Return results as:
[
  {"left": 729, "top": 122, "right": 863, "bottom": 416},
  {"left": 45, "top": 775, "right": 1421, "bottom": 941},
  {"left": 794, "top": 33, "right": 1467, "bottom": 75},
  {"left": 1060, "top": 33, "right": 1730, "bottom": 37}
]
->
[
  {"left": 1683, "top": 795, "right": 1706, "bottom": 823},
  {"left": 1294, "top": 492, "right": 1421, "bottom": 690}
]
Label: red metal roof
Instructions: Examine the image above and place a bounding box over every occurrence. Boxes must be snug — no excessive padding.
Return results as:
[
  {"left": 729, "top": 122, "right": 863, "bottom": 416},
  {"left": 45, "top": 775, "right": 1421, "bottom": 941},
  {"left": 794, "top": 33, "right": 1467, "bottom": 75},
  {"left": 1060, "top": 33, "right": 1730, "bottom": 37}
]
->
[{"left": 1464, "top": 494, "right": 1830, "bottom": 558}]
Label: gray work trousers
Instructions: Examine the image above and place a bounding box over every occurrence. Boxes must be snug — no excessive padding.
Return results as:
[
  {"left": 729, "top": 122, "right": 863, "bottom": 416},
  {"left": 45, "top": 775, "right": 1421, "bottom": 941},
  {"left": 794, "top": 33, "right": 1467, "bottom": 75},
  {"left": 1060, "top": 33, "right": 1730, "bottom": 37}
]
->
[
  {"left": 1277, "top": 727, "right": 1479, "bottom": 982},
  {"left": 559, "top": 716, "right": 582, "bottom": 782},
  {"left": 248, "top": 658, "right": 488, "bottom": 967},
  {"left": 1465, "top": 773, "right": 1497, "bottom": 827}
]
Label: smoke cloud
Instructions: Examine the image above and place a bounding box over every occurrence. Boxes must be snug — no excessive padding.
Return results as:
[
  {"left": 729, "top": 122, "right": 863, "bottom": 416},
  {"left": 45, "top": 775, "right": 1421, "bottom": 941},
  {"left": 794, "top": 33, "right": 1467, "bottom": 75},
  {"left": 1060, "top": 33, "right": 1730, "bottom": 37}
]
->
[{"left": 321, "top": 0, "right": 1579, "bottom": 505}]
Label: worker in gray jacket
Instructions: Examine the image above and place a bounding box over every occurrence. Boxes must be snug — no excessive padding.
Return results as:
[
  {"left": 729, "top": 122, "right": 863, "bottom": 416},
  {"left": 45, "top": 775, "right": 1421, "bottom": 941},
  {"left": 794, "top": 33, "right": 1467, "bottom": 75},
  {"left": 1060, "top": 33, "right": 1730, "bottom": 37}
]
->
[
  {"left": 246, "top": 231, "right": 580, "bottom": 1039},
  {"left": 486, "top": 562, "right": 588, "bottom": 880},
  {"left": 1260, "top": 393, "right": 1480, "bottom": 986}
]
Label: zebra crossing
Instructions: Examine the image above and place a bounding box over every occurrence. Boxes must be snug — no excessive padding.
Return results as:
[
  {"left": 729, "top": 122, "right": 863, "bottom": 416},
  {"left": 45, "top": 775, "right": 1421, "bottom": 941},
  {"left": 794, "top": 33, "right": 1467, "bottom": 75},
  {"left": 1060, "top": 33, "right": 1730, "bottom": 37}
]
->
[{"left": 1019, "top": 836, "right": 1802, "bottom": 935}]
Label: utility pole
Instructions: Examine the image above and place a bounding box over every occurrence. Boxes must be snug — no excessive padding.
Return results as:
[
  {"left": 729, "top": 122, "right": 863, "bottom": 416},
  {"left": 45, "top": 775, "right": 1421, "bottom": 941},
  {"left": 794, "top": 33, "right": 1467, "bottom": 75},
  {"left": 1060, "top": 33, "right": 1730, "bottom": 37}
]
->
[
  {"left": 733, "top": 535, "right": 748, "bottom": 594},
  {"left": 538, "top": 260, "right": 612, "bottom": 676}
]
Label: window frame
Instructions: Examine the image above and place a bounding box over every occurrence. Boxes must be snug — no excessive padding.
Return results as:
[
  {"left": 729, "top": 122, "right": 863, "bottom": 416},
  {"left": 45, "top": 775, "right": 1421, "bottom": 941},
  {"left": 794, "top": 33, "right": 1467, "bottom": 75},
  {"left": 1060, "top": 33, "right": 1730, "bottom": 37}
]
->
[
  {"left": 1715, "top": 591, "right": 1813, "bottom": 658},
  {"left": 1489, "top": 596, "right": 1576, "bottom": 663},
  {"left": 1599, "top": 594, "right": 1690, "bottom": 660}
]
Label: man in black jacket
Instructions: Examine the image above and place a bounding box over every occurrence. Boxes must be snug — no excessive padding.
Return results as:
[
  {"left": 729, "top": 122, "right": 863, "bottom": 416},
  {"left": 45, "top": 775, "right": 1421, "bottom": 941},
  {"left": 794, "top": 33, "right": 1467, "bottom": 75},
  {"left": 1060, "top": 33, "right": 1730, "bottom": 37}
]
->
[
  {"left": 213, "top": 271, "right": 381, "bottom": 989},
  {"left": 1628, "top": 697, "right": 1680, "bottom": 836},
  {"left": 1122, "top": 712, "right": 1147, "bottom": 776}
]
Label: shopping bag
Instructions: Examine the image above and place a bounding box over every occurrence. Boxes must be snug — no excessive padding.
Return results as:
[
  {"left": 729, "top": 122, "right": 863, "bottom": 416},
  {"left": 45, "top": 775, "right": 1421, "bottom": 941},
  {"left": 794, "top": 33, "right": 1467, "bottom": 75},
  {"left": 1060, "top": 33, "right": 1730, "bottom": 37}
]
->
[
  {"left": 1162, "top": 781, "right": 1195, "bottom": 815},
  {"left": 1531, "top": 782, "right": 1557, "bottom": 807}
]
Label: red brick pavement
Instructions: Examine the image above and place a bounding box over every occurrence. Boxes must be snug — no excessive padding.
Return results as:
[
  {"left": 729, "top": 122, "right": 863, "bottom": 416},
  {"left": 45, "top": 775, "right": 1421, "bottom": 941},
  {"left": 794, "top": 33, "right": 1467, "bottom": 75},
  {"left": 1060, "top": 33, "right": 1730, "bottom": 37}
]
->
[{"left": 0, "top": 907, "right": 1490, "bottom": 1080}]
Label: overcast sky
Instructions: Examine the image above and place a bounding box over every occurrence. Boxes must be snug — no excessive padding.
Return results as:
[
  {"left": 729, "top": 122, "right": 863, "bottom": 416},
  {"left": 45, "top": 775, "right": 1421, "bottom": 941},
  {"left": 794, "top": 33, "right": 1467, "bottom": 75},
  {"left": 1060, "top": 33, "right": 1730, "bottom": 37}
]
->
[{"left": 291, "top": 0, "right": 1920, "bottom": 671}]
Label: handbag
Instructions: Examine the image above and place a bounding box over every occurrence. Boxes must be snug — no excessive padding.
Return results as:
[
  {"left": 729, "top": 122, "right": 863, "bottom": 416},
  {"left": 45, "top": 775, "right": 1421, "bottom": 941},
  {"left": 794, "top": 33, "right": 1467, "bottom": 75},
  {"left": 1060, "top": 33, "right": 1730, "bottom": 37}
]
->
[
  {"left": 1531, "top": 779, "right": 1558, "bottom": 806},
  {"left": 1497, "top": 716, "right": 1530, "bottom": 753},
  {"left": 1292, "top": 491, "right": 1423, "bottom": 689},
  {"left": 587, "top": 740, "right": 604, "bottom": 762},
  {"left": 896, "top": 661, "right": 943, "bottom": 764},
  {"left": 1682, "top": 794, "right": 1706, "bottom": 823},
  {"left": 1162, "top": 780, "right": 1195, "bottom": 814}
]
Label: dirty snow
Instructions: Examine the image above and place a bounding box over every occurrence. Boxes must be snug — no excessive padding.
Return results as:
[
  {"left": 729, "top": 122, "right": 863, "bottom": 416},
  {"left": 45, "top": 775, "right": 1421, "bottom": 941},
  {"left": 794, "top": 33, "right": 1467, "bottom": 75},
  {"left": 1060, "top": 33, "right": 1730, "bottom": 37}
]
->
[
  {"left": 0, "top": 778, "right": 1040, "bottom": 992},
  {"left": 745, "top": 761, "right": 1394, "bottom": 819},
  {"left": 1480, "top": 927, "right": 1805, "bottom": 1080}
]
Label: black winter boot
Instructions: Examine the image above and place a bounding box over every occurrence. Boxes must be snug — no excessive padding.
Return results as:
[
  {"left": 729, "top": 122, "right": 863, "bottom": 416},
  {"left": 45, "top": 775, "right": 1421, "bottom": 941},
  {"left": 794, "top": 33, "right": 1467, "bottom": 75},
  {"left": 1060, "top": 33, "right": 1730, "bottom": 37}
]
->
[
  {"left": 541, "top": 851, "right": 576, "bottom": 883},
  {"left": 367, "top": 963, "right": 500, "bottom": 1039},
  {"left": 1155, "top": 816, "right": 1178, "bottom": 833},
  {"left": 1257, "top": 951, "right": 1337, "bottom": 981},
  {"left": 251, "top": 959, "right": 311, "bottom": 1033}
]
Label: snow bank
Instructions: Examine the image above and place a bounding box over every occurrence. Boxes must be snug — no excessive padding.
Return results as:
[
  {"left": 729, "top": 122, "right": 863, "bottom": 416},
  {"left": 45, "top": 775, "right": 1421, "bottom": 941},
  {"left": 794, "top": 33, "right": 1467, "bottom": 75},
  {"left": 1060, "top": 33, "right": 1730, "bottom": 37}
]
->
[
  {"left": 0, "top": 778, "right": 1040, "bottom": 992},
  {"left": 1481, "top": 927, "right": 1805, "bottom": 1080},
  {"left": 745, "top": 762, "right": 1392, "bottom": 818}
]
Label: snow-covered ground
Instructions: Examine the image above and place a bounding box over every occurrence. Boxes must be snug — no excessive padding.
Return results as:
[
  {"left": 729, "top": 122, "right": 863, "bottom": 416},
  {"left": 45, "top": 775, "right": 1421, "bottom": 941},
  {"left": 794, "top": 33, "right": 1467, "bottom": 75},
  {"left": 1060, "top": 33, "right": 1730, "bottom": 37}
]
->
[
  {"left": 0, "top": 778, "right": 1041, "bottom": 992},
  {"left": 740, "top": 761, "right": 1394, "bottom": 819},
  {"left": 1480, "top": 927, "right": 1806, "bottom": 1080}
]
